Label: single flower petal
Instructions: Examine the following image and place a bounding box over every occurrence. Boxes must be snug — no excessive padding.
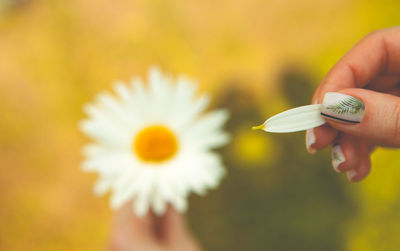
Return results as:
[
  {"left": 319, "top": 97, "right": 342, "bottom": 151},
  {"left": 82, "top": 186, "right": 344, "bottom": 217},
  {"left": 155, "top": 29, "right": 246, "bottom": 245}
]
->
[{"left": 256, "top": 104, "right": 326, "bottom": 133}]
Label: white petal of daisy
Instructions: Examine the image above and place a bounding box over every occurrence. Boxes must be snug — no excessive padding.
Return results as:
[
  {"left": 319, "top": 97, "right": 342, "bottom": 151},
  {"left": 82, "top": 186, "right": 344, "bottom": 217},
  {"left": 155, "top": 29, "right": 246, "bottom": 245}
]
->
[
  {"left": 80, "top": 103, "right": 133, "bottom": 148},
  {"left": 93, "top": 178, "right": 112, "bottom": 196},
  {"left": 132, "top": 171, "right": 156, "bottom": 217},
  {"left": 109, "top": 170, "right": 142, "bottom": 209},
  {"left": 112, "top": 81, "right": 148, "bottom": 128},
  {"left": 183, "top": 153, "right": 225, "bottom": 192},
  {"left": 113, "top": 81, "right": 134, "bottom": 104},
  {"left": 181, "top": 109, "right": 230, "bottom": 150},
  {"left": 253, "top": 104, "right": 326, "bottom": 133},
  {"left": 168, "top": 76, "right": 197, "bottom": 118},
  {"left": 80, "top": 66, "right": 229, "bottom": 217},
  {"left": 148, "top": 67, "right": 174, "bottom": 121},
  {"left": 170, "top": 94, "right": 210, "bottom": 130},
  {"left": 186, "top": 109, "right": 229, "bottom": 136},
  {"left": 130, "top": 77, "right": 149, "bottom": 113},
  {"left": 169, "top": 193, "right": 188, "bottom": 213},
  {"left": 96, "top": 92, "right": 134, "bottom": 126},
  {"left": 82, "top": 152, "right": 132, "bottom": 176},
  {"left": 134, "top": 194, "right": 150, "bottom": 218},
  {"left": 152, "top": 192, "right": 167, "bottom": 216}
]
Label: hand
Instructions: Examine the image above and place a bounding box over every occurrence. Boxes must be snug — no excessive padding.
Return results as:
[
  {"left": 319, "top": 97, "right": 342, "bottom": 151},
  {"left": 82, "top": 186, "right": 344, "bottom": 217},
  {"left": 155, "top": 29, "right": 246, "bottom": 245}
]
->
[
  {"left": 108, "top": 203, "right": 201, "bottom": 251},
  {"left": 306, "top": 27, "right": 400, "bottom": 182}
]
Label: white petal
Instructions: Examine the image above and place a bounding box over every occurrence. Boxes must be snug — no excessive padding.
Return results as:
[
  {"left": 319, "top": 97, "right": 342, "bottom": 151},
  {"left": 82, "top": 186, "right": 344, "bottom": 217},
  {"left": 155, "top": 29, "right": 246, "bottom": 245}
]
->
[
  {"left": 186, "top": 109, "right": 229, "bottom": 137},
  {"left": 131, "top": 170, "right": 156, "bottom": 216},
  {"left": 93, "top": 178, "right": 111, "bottom": 196},
  {"left": 152, "top": 193, "right": 167, "bottom": 216},
  {"left": 171, "top": 94, "right": 210, "bottom": 129},
  {"left": 110, "top": 170, "right": 141, "bottom": 209},
  {"left": 134, "top": 195, "right": 150, "bottom": 218},
  {"left": 260, "top": 104, "right": 326, "bottom": 133},
  {"left": 169, "top": 194, "right": 188, "bottom": 213},
  {"left": 80, "top": 119, "right": 130, "bottom": 147},
  {"left": 185, "top": 132, "right": 230, "bottom": 150},
  {"left": 113, "top": 81, "right": 134, "bottom": 104},
  {"left": 82, "top": 152, "right": 132, "bottom": 176}
]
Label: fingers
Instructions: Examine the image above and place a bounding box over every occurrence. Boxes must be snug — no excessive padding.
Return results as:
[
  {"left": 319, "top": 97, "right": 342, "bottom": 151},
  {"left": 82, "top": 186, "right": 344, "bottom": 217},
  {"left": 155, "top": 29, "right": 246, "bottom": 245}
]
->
[
  {"left": 316, "top": 27, "right": 400, "bottom": 102},
  {"left": 305, "top": 124, "right": 337, "bottom": 153},
  {"left": 320, "top": 89, "right": 400, "bottom": 147},
  {"left": 109, "top": 203, "right": 200, "bottom": 251},
  {"left": 331, "top": 135, "right": 361, "bottom": 173},
  {"left": 368, "top": 73, "right": 400, "bottom": 92},
  {"left": 309, "top": 27, "right": 400, "bottom": 151},
  {"left": 331, "top": 135, "right": 373, "bottom": 182},
  {"left": 308, "top": 28, "right": 400, "bottom": 181},
  {"left": 349, "top": 155, "right": 372, "bottom": 182},
  {"left": 306, "top": 91, "right": 338, "bottom": 153},
  {"left": 108, "top": 202, "right": 157, "bottom": 251},
  {"left": 162, "top": 206, "right": 201, "bottom": 251},
  {"left": 111, "top": 202, "right": 155, "bottom": 239},
  {"left": 160, "top": 205, "right": 189, "bottom": 242}
]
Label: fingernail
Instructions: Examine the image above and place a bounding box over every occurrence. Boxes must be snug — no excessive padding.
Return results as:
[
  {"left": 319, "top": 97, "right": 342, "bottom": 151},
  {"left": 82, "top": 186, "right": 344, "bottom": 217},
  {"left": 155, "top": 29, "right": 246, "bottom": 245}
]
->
[
  {"left": 346, "top": 169, "right": 357, "bottom": 182},
  {"left": 321, "top": 92, "right": 365, "bottom": 123},
  {"left": 331, "top": 144, "right": 345, "bottom": 172},
  {"left": 305, "top": 129, "right": 316, "bottom": 154}
]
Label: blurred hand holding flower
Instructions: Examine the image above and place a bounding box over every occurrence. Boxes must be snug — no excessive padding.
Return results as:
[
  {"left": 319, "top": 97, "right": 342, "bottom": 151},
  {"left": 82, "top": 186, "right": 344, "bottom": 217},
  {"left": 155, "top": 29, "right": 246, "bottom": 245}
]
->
[{"left": 108, "top": 202, "right": 201, "bottom": 251}]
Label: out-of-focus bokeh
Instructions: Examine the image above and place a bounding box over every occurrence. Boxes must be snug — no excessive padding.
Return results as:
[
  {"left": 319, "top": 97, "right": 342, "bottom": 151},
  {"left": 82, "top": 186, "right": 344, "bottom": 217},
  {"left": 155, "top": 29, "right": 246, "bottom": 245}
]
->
[{"left": 1, "top": 0, "right": 400, "bottom": 250}]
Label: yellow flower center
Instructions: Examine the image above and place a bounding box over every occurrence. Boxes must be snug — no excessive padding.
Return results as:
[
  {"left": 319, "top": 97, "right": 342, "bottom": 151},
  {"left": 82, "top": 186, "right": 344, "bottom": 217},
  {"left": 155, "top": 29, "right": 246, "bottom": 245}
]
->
[{"left": 133, "top": 125, "right": 178, "bottom": 162}]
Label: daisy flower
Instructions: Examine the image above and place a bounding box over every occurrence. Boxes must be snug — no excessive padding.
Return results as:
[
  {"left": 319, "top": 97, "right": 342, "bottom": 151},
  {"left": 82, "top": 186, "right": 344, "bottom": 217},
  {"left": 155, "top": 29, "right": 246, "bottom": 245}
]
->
[{"left": 80, "top": 67, "right": 230, "bottom": 217}]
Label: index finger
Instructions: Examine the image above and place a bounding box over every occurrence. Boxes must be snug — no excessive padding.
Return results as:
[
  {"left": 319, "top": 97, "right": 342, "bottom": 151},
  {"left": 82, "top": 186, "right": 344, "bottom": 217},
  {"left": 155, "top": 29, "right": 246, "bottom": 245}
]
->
[{"left": 314, "top": 26, "right": 400, "bottom": 103}]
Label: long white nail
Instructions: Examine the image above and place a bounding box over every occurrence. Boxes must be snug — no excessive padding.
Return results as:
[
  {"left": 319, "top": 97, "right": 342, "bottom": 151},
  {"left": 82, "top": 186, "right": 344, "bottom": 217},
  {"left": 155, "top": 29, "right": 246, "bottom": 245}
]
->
[
  {"left": 321, "top": 92, "right": 365, "bottom": 123},
  {"left": 305, "top": 129, "right": 316, "bottom": 154},
  {"left": 331, "top": 145, "right": 345, "bottom": 172},
  {"left": 346, "top": 169, "right": 357, "bottom": 181}
]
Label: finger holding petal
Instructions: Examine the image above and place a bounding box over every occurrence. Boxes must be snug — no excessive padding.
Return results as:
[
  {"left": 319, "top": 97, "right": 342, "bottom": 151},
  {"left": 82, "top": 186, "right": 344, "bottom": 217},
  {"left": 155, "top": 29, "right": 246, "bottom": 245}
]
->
[
  {"left": 306, "top": 124, "right": 338, "bottom": 154},
  {"left": 331, "top": 134, "right": 362, "bottom": 172},
  {"left": 346, "top": 139, "right": 374, "bottom": 182}
]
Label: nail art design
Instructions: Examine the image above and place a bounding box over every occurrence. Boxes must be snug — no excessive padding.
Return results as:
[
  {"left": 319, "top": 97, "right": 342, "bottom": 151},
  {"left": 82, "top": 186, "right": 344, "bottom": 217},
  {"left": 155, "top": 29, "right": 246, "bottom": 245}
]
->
[
  {"left": 331, "top": 144, "right": 345, "bottom": 172},
  {"left": 346, "top": 169, "right": 357, "bottom": 181},
  {"left": 321, "top": 92, "right": 365, "bottom": 123},
  {"left": 306, "top": 129, "right": 316, "bottom": 154}
]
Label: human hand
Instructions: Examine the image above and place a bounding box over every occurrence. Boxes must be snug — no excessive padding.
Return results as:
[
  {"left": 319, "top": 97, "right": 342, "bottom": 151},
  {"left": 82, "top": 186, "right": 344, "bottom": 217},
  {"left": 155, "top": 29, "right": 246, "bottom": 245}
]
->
[
  {"left": 306, "top": 27, "right": 400, "bottom": 182},
  {"left": 108, "top": 203, "right": 201, "bottom": 251}
]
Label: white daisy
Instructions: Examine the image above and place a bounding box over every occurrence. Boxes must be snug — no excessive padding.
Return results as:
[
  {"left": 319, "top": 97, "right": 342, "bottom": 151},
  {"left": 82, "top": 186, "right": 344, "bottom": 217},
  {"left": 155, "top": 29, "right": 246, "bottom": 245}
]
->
[{"left": 80, "top": 66, "right": 230, "bottom": 217}]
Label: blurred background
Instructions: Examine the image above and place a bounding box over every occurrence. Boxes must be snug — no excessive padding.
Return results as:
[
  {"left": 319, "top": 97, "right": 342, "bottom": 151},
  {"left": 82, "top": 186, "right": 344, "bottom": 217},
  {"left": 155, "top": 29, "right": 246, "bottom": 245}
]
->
[{"left": 1, "top": 0, "right": 400, "bottom": 250}]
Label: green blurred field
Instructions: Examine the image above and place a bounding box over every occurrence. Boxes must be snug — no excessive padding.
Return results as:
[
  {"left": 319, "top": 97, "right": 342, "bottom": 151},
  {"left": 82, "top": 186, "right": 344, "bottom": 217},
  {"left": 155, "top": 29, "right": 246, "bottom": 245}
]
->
[{"left": 1, "top": 0, "right": 400, "bottom": 250}]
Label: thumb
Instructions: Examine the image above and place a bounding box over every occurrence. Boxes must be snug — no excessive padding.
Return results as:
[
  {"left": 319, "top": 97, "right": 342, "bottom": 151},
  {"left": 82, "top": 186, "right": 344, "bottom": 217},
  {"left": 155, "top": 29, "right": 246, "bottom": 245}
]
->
[{"left": 320, "top": 88, "right": 400, "bottom": 147}]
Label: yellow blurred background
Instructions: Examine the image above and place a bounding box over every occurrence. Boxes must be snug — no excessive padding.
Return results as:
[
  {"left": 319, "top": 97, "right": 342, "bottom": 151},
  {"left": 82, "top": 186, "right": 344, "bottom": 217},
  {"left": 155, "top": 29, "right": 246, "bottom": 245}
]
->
[{"left": 1, "top": 0, "right": 400, "bottom": 250}]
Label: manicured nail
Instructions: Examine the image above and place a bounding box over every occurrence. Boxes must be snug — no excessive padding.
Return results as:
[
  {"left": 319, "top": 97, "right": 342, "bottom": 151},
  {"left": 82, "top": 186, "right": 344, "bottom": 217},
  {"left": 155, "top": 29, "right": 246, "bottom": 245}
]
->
[
  {"left": 305, "top": 129, "right": 316, "bottom": 154},
  {"left": 321, "top": 92, "right": 365, "bottom": 123},
  {"left": 346, "top": 169, "right": 357, "bottom": 182},
  {"left": 331, "top": 144, "right": 345, "bottom": 172}
]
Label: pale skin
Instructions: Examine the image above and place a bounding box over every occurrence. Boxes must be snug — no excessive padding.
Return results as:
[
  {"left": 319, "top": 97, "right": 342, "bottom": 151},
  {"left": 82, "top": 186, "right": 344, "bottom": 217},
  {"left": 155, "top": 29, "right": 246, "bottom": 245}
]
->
[
  {"left": 108, "top": 27, "right": 400, "bottom": 249},
  {"left": 108, "top": 203, "right": 201, "bottom": 251},
  {"left": 307, "top": 27, "right": 400, "bottom": 182}
]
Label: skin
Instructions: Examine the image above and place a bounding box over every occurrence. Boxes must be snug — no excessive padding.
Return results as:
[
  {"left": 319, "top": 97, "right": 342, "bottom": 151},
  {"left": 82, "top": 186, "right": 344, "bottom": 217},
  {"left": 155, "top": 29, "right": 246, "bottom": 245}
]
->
[
  {"left": 307, "top": 27, "right": 400, "bottom": 182},
  {"left": 108, "top": 27, "right": 400, "bottom": 248},
  {"left": 108, "top": 203, "right": 201, "bottom": 251}
]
